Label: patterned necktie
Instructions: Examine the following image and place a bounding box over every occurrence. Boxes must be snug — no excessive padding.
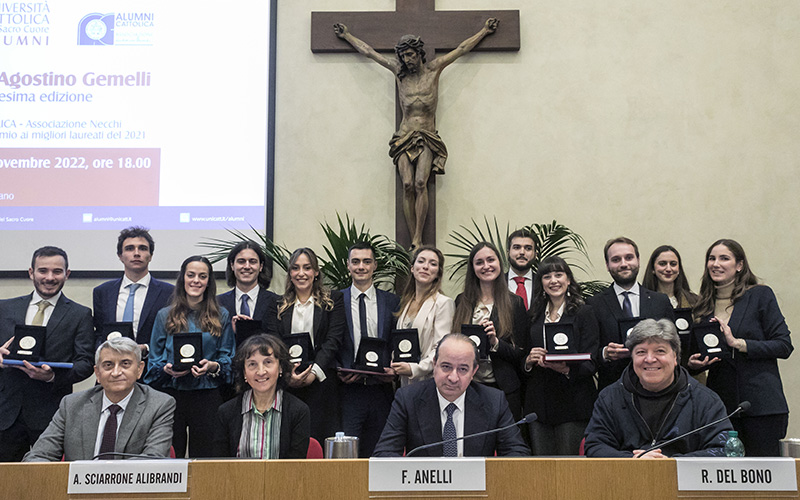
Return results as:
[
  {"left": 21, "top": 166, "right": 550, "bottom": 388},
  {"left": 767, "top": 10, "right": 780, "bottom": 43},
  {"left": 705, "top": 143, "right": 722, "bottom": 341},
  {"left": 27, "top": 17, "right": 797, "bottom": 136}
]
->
[
  {"left": 122, "top": 283, "right": 142, "bottom": 322},
  {"left": 31, "top": 300, "right": 51, "bottom": 326},
  {"left": 512, "top": 276, "right": 528, "bottom": 309},
  {"left": 241, "top": 294, "right": 251, "bottom": 317},
  {"left": 622, "top": 291, "right": 633, "bottom": 318},
  {"left": 442, "top": 403, "right": 458, "bottom": 457},
  {"left": 99, "top": 404, "right": 122, "bottom": 458},
  {"left": 358, "top": 293, "right": 369, "bottom": 337}
]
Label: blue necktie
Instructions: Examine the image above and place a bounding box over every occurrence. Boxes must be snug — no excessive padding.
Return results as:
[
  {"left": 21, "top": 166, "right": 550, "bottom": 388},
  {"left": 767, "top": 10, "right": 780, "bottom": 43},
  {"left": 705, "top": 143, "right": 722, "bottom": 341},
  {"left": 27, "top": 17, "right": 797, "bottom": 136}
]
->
[
  {"left": 622, "top": 291, "right": 633, "bottom": 318},
  {"left": 241, "top": 294, "right": 251, "bottom": 316},
  {"left": 122, "top": 283, "right": 141, "bottom": 323},
  {"left": 442, "top": 403, "right": 458, "bottom": 457}
]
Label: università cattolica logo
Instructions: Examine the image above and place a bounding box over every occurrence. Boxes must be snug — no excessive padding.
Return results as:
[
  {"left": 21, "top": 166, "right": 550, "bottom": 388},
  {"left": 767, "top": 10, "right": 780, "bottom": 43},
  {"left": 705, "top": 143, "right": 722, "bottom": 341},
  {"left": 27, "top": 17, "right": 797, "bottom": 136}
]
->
[
  {"left": 77, "top": 13, "right": 114, "bottom": 45},
  {"left": 78, "top": 11, "right": 154, "bottom": 46}
]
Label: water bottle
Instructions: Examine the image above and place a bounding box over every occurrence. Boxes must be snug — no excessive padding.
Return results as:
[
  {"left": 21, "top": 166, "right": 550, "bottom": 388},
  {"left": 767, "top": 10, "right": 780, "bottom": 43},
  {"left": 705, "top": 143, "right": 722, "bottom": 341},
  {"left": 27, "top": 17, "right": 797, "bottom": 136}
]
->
[{"left": 725, "top": 430, "right": 745, "bottom": 457}]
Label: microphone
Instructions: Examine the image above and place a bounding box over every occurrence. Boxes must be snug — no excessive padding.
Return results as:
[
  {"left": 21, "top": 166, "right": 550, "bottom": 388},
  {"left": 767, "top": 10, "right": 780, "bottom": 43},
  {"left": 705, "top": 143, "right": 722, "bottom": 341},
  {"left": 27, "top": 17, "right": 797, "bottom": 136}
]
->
[
  {"left": 635, "top": 401, "right": 750, "bottom": 458},
  {"left": 405, "top": 412, "right": 536, "bottom": 457}
]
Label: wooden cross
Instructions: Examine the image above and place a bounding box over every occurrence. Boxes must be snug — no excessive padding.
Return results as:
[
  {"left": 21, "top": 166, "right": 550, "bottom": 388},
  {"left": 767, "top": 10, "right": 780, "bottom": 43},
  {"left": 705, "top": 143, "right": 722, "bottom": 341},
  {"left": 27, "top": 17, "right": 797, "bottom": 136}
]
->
[{"left": 311, "top": 0, "right": 520, "bottom": 248}]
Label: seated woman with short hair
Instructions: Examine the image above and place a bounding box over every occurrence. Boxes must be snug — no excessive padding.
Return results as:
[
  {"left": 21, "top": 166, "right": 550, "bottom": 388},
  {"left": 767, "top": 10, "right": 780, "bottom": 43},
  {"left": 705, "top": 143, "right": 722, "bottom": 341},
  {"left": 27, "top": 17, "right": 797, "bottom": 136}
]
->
[
  {"left": 213, "top": 334, "right": 310, "bottom": 458},
  {"left": 584, "top": 319, "right": 732, "bottom": 458}
]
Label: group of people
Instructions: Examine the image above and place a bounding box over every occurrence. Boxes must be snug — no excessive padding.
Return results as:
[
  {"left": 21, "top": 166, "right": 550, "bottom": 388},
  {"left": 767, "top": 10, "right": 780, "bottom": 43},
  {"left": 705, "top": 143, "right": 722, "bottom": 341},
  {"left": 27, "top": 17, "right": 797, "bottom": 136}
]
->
[{"left": 0, "top": 226, "right": 792, "bottom": 461}]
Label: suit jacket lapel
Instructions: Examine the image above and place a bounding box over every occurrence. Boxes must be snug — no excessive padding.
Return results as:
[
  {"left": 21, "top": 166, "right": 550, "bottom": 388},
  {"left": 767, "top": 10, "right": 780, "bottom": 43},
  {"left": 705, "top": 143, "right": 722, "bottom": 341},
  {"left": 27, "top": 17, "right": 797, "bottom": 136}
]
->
[
  {"left": 639, "top": 286, "right": 653, "bottom": 318},
  {"left": 116, "top": 385, "right": 143, "bottom": 452},
  {"left": 602, "top": 287, "right": 624, "bottom": 321},
  {"left": 139, "top": 281, "right": 160, "bottom": 331},
  {"left": 463, "top": 385, "right": 487, "bottom": 456},
  {"left": 280, "top": 305, "right": 293, "bottom": 336},
  {"left": 376, "top": 290, "right": 389, "bottom": 340},
  {"left": 46, "top": 294, "right": 69, "bottom": 342},
  {"left": 412, "top": 294, "right": 437, "bottom": 332},
  {"left": 727, "top": 290, "right": 750, "bottom": 335},
  {"left": 417, "top": 383, "right": 444, "bottom": 453},
  {"left": 342, "top": 288, "right": 355, "bottom": 344},
  {"left": 83, "top": 388, "right": 104, "bottom": 459},
  {"left": 106, "top": 279, "right": 123, "bottom": 324},
  {"left": 253, "top": 288, "right": 268, "bottom": 321}
]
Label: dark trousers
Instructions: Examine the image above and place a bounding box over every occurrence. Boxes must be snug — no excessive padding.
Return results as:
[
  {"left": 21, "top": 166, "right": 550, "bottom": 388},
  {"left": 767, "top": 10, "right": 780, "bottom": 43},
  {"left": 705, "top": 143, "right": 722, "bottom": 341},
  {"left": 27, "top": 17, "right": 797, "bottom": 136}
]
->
[
  {"left": 164, "top": 387, "right": 223, "bottom": 458},
  {"left": 732, "top": 414, "right": 788, "bottom": 457},
  {"left": 341, "top": 382, "right": 394, "bottom": 457},
  {"left": 0, "top": 417, "right": 45, "bottom": 462}
]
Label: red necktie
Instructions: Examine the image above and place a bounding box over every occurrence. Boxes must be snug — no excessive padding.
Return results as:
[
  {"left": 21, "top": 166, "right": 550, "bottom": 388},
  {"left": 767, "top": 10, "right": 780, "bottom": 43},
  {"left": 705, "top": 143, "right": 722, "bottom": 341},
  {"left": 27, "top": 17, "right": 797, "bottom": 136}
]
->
[{"left": 513, "top": 276, "right": 528, "bottom": 309}]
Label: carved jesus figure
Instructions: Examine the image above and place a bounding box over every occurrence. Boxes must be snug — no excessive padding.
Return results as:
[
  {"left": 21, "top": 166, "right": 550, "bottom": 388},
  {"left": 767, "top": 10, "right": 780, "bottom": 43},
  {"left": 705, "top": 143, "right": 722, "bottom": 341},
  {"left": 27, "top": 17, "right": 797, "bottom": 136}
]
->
[{"left": 334, "top": 19, "right": 499, "bottom": 249}]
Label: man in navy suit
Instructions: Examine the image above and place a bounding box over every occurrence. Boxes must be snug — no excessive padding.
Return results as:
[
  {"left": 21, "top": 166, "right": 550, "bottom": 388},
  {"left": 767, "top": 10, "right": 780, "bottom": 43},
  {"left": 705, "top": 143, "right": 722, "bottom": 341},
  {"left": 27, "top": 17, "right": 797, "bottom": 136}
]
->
[
  {"left": 589, "top": 237, "right": 674, "bottom": 390},
  {"left": 337, "top": 242, "right": 400, "bottom": 457},
  {"left": 92, "top": 227, "right": 174, "bottom": 357},
  {"left": 373, "top": 333, "right": 529, "bottom": 457},
  {"left": 0, "top": 246, "right": 95, "bottom": 461},
  {"left": 216, "top": 240, "right": 279, "bottom": 342}
]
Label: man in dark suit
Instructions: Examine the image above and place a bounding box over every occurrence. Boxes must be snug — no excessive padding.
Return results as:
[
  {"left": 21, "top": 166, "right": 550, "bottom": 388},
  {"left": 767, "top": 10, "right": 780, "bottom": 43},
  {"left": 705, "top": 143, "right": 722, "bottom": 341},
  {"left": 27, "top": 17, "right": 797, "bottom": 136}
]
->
[
  {"left": 217, "top": 240, "right": 279, "bottom": 343},
  {"left": 337, "top": 242, "right": 400, "bottom": 457},
  {"left": 0, "top": 246, "right": 95, "bottom": 461},
  {"left": 506, "top": 229, "right": 536, "bottom": 310},
  {"left": 24, "top": 337, "right": 175, "bottom": 461},
  {"left": 92, "top": 227, "right": 174, "bottom": 356},
  {"left": 373, "top": 333, "right": 529, "bottom": 457},
  {"left": 589, "top": 237, "right": 674, "bottom": 390}
]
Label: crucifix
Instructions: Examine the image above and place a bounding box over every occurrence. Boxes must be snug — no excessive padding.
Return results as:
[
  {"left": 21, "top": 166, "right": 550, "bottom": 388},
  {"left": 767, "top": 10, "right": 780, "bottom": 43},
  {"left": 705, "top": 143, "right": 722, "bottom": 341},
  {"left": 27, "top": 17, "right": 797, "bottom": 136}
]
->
[{"left": 311, "top": 0, "right": 520, "bottom": 249}]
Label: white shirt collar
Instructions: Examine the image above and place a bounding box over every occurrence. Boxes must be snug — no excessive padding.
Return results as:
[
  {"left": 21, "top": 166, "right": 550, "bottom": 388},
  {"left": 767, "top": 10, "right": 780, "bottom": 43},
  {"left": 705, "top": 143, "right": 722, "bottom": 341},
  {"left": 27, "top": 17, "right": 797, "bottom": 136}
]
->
[
  {"left": 350, "top": 283, "right": 376, "bottom": 301},
  {"left": 436, "top": 386, "right": 467, "bottom": 415},
  {"left": 613, "top": 281, "right": 640, "bottom": 297},
  {"left": 31, "top": 290, "right": 62, "bottom": 305},
  {"left": 121, "top": 273, "right": 151, "bottom": 289},
  {"left": 101, "top": 386, "right": 135, "bottom": 413}
]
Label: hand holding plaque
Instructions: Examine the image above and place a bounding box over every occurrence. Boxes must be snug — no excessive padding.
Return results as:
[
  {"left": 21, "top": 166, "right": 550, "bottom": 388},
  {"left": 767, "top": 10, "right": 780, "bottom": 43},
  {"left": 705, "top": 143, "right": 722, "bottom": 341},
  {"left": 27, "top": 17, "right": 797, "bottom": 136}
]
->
[
  {"left": 543, "top": 323, "right": 591, "bottom": 362},
  {"left": 172, "top": 333, "right": 204, "bottom": 372},
  {"left": 693, "top": 321, "right": 730, "bottom": 360},
  {"left": 390, "top": 329, "right": 421, "bottom": 364},
  {"left": 6, "top": 325, "right": 47, "bottom": 362},
  {"left": 461, "top": 324, "right": 489, "bottom": 360}
]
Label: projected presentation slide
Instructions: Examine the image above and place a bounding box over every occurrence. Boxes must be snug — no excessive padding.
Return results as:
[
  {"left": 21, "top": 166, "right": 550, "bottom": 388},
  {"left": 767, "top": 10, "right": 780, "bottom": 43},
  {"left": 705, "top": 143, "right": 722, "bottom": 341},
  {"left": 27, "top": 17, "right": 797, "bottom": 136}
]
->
[{"left": 0, "top": 1, "right": 272, "bottom": 233}]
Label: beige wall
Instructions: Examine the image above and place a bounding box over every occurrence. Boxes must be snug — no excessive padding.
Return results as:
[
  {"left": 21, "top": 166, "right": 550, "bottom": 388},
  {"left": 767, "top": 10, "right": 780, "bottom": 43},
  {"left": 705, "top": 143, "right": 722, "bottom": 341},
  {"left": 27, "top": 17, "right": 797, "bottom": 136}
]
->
[{"left": 2, "top": 0, "right": 799, "bottom": 435}]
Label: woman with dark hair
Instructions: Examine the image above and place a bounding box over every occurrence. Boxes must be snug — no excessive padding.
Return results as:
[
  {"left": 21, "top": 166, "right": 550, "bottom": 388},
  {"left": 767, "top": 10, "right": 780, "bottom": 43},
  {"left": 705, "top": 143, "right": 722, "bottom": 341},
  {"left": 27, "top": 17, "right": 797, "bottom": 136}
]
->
[
  {"left": 145, "top": 256, "right": 235, "bottom": 457},
  {"left": 275, "top": 248, "right": 345, "bottom": 443},
  {"left": 643, "top": 245, "right": 699, "bottom": 309},
  {"left": 213, "top": 334, "right": 310, "bottom": 458},
  {"left": 689, "top": 239, "right": 793, "bottom": 456},
  {"left": 451, "top": 242, "right": 527, "bottom": 419},
  {"left": 522, "top": 256, "right": 599, "bottom": 455},
  {"left": 392, "top": 245, "right": 455, "bottom": 386}
]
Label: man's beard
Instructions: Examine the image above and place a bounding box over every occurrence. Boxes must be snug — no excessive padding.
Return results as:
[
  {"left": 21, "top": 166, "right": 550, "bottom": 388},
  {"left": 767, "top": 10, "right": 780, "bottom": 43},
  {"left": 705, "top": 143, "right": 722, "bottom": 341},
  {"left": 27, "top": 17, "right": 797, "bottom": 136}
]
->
[
  {"left": 611, "top": 269, "right": 638, "bottom": 287},
  {"left": 509, "top": 260, "right": 533, "bottom": 274}
]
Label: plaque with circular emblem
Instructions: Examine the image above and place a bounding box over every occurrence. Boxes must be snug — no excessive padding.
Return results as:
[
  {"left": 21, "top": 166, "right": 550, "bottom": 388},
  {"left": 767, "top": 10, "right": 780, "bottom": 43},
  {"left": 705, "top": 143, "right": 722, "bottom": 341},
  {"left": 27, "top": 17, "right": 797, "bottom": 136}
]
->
[
  {"left": 704, "top": 334, "right": 719, "bottom": 348},
  {"left": 398, "top": 339, "right": 412, "bottom": 353},
  {"left": 289, "top": 344, "right": 304, "bottom": 359},
  {"left": 19, "top": 336, "right": 37, "bottom": 350},
  {"left": 172, "top": 333, "right": 203, "bottom": 370},
  {"left": 365, "top": 351, "right": 379, "bottom": 363},
  {"left": 676, "top": 318, "right": 689, "bottom": 331},
  {"left": 390, "top": 329, "right": 421, "bottom": 363},
  {"left": 692, "top": 322, "right": 727, "bottom": 359},
  {"left": 469, "top": 335, "right": 482, "bottom": 347},
  {"left": 106, "top": 331, "right": 123, "bottom": 340}
]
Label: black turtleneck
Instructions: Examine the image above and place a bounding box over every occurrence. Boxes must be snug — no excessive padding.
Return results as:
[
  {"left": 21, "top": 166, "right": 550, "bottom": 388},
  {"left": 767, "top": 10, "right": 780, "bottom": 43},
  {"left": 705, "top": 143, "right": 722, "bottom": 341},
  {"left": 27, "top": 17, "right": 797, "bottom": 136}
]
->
[{"left": 623, "top": 365, "right": 687, "bottom": 439}]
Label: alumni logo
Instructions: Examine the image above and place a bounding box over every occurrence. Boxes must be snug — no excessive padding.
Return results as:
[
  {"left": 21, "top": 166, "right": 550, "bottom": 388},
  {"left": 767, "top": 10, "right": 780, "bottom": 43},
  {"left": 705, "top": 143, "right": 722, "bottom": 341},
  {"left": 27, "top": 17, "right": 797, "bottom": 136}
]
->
[
  {"left": 77, "top": 13, "right": 114, "bottom": 46},
  {"left": 77, "top": 11, "right": 154, "bottom": 46}
]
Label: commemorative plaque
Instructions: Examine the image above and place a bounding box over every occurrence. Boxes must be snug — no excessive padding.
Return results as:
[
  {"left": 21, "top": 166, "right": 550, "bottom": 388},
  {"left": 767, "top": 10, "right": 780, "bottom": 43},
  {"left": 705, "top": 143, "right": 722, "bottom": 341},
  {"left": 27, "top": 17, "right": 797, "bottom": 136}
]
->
[
  {"left": 102, "top": 322, "right": 134, "bottom": 342},
  {"left": 390, "top": 329, "right": 420, "bottom": 364},
  {"left": 7, "top": 325, "right": 47, "bottom": 362},
  {"left": 461, "top": 324, "right": 489, "bottom": 360},
  {"left": 674, "top": 307, "right": 693, "bottom": 357},
  {"left": 543, "top": 323, "right": 592, "bottom": 362},
  {"left": 693, "top": 322, "right": 729, "bottom": 360},
  {"left": 172, "top": 333, "right": 203, "bottom": 371},
  {"left": 617, "top": 316, "right": 643, "bottom": 342},
  {"left": 354, "top": 337, "right": 389, "bottom": 373},
  {"left": 235, "top": 319, "right": 263, "bottom": 346},
  {"left": 285, "top": 332, "right": 313, "bottom": 371}
]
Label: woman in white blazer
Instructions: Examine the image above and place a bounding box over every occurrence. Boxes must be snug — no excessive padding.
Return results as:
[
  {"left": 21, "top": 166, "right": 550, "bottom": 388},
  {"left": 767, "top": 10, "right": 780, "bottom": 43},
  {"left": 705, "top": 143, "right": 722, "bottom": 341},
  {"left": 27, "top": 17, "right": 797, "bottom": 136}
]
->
[{"left": 392, "top": 245, "right": 455, "bottom": 385}]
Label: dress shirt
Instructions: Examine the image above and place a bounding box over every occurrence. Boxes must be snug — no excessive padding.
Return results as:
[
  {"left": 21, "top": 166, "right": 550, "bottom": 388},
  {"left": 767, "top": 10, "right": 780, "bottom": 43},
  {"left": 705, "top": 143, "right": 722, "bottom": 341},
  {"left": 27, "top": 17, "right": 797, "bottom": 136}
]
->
[
  {"left": 507, "top": 270, "right": 533, "bottom": 306},
  {"left": 25, "top": 290, "right": 62, "bottom": 326},
  {"left": 613, "top": 282, "right": 641, "bottom": 317},
  {"left": 436, "top": 389, "right": 466, "bottom": 457},
  {"left": 93, "top": 389, "right": 134, "bottom": 457},
  {"left": 350, "top": 284, "right": 378, "bottom": 357},
  {"left": 116, "top": 273, "right": 151, "bottom": 335},
  {"left": 291, "top": 297, "right": 326, "bottom": 382},
  {"left": 234, "top": 286, "right": 260, "bottom": 316}
]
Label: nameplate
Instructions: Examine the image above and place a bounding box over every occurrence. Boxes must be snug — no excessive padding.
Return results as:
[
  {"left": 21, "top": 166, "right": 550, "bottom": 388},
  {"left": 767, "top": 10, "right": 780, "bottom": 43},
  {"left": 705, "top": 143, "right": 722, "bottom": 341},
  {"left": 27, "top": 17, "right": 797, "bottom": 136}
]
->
[
  {"left": 67, "top": 460, "right": 189, "bottom": 494},
  {"left": 369, "top": 457, "right": 485, "bottom": 492},
  {"left": 675, "top": 457, "right": 797, "bottom": 492}
]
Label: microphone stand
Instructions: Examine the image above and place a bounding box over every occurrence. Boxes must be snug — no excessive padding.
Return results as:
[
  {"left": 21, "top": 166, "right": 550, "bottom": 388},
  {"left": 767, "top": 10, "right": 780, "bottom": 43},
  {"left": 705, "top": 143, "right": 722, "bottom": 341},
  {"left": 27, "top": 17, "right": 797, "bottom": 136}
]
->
[
  {"left": 635, "top": 402, "right": 750, "bottom": 458},
  {"left": 405, "top": 413, "right": 535, "bottom": 457}
]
